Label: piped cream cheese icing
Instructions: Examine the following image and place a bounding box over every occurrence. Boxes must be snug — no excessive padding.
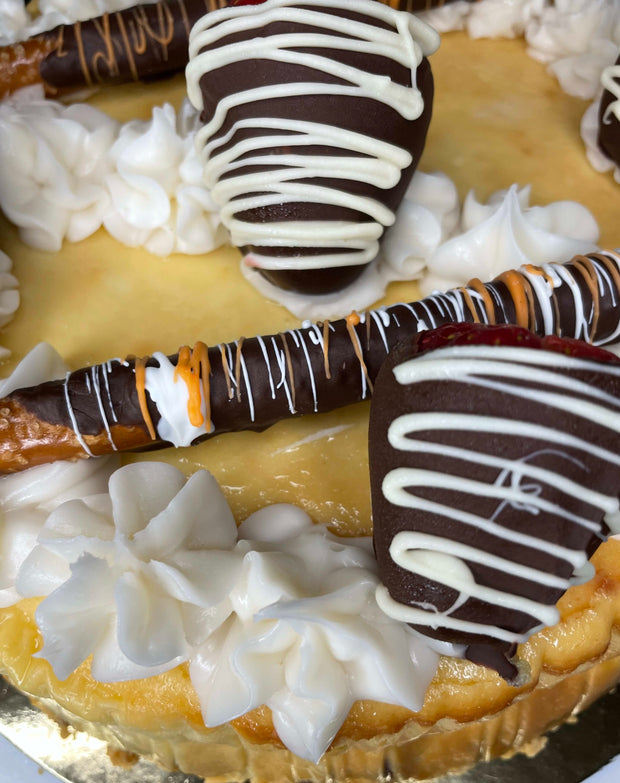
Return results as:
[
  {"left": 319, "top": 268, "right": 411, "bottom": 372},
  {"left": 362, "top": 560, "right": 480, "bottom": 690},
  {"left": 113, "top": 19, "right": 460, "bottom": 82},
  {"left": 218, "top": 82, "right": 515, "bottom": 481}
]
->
[
  {"left": 11, "top": 460, "right": 438, "bottom": 762},
  {"left": 525, "top": 0, "right": 620, "bottom": 101},
  {"left": 0, "top": 249, "right": 19, "bottom": 332},
  {"left": 423, "top": 0, "right": 545, "bottom": 40},
  {"left": 0, "top": 88, "right": 117, "bottom": 251},
  {"left": 422, "top": 0, "right": 619, "bottom": 101},
  {"left": 103, "top": 101, "right": 224, "bottom": 255},
  {"left": 145, "top": 350, "right": 214, "bottom": 447},
  {"left": 191, "top": 505, "right": 438, "bottom": 762},
  {"left": 0, "top": 0, "right": 29, "bottom": 45},
  {"left": 418, "top": 184, "right": 599, "bottom": 296},
  {"left": 17, "top": 462, "right": 241, "bottom": 681},
  {"left": 0, "top": 90, "right": 224, "bottom": 255}
]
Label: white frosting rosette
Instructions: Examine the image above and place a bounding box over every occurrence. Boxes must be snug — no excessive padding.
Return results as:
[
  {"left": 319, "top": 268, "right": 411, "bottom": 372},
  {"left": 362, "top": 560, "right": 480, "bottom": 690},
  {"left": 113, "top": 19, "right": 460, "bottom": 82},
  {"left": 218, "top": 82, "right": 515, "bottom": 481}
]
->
[
  {"left": 419, "top": 184, "right": 600, "bottom": 294},
  {"left": 104, "top": 101, "right": 225, "bottom": 256},
  {"left": 422, "top": 0, "right": 620, "bottom": 102},
  {"left": 17, "top": 462, "right": 241, "bottom": 682},
  {"left": 190, "top": 505, "right": 438, "bottom": 762},
  {"left": 0, "top": 0, "right": 30, "bottom": 45},
  {"left": 525, "top": 0, "right": 620, "bottom": 100},
  {"left": 37, "top": 0, "right": 138, "bottom": 20},
  {"left": 9, "top": 459, "right": 438, "bottom": 762},
  {"left": 0, "top": 249, "right": 19, "bottom": 331},
  {"left": 422, "top": 0, "right": 545, "bottom": 39},
  {"left": 381, "top": 170, "right": 460, "bottom": 281},
  {"left": 0, "top": 92, "right": 224, "bottom": 256},
  {"left": 0, "top": 92, "right": 118, "bottom": 251}
]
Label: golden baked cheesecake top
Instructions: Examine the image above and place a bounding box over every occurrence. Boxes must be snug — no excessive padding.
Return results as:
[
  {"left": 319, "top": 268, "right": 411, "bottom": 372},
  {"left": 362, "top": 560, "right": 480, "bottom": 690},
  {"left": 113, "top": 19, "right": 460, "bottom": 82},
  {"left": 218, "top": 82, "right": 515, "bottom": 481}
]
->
[{"left": 0, "top": 0, "right": 618, "bottom": 776}]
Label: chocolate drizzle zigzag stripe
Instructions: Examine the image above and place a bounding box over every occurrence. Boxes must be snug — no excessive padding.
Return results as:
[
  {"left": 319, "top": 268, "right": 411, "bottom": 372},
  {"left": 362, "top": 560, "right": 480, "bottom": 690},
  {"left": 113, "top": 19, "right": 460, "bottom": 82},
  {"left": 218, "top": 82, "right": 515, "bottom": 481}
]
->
[
  {"left": 374, "top": 343, "right": 620, "bottom": 646},
  {"left": 1, "top": 250, "right": 620, "bottom": 474}
]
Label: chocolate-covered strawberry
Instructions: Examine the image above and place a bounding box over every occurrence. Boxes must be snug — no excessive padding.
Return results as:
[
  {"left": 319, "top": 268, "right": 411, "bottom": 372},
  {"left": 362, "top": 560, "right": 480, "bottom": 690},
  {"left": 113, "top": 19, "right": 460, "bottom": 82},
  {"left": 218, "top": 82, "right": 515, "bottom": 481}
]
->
[
  {"left": 370, "top": 322, "right": 620, "bottom": 681},
  {"left": 186, "top": 0, "right": 439, "bottom": 295}
]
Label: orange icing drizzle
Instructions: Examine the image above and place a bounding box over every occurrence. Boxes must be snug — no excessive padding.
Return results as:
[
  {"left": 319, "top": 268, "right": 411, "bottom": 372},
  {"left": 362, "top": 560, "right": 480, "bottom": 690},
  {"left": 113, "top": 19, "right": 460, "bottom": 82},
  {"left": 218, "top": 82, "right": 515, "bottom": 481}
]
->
[
  {"left": 522, "top": 263, "right": 554, "bottom": 288},
  {"left": 321, "top": 320, "right": 331, "bottom": 379},
  {"left": 178, "top": 0, "right": 191, "bottom": 37},
  {"left": 594, "top": 251, "right": 620, "bottom": 290},
  {"left": 116, "top": 13, "right": 139, "bottom": 81},
  {"left": 494, "top": 269, "right": 531, "bottom": 328},
  {"left": 466, "top": 278, "right": 496, "bottom": 324},
  {"left": 53, "top": 24, "right": 68, "bottom": 61},
  {"left": 91, "top": 14, "right": 119, "bottom": 81},
  {"left": 346, "top": 312, "right": 373, "bottom": 393},
  {"left": 133, "top": 356, "right": 157, "bottom": 440},
  {"left": 129, "top": 4, "right": 175, "bottom": 58},
  {"left": 72, "top": 2, "right": 177, "bottom": 87},
  {"left": 174, "top": 342, "right": 211, "bottom": 430},
  {"left": 74, "top": 22, "right": 93, "bottom": 87},
  {"left": 459, "top": 287, "right": 480, "bottom": 323},
  {"left": 347, "top": 311, "right": 361, "bottom": 328}
]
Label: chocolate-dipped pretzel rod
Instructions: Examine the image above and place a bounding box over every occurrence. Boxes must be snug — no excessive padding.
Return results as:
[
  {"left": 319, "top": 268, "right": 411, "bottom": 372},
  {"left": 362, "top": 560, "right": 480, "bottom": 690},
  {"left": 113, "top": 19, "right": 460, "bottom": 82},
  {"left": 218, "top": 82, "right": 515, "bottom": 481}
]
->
[
  {"left": 0, "top": 0, "right": 226, "bottom": 100},
  {"left": 0, "top": 0, "right": 468, "bottom": 100},
  {"left": 2, "top": 250, "right": 619, "bottom": 474}
]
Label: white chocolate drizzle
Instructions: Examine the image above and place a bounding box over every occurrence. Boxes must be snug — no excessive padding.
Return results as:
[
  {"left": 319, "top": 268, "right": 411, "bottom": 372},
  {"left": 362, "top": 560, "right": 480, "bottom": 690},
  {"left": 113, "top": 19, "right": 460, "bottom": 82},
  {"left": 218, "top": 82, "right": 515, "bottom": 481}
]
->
[
  {"left": 376, "top": 343, "right": 620, "bottom": 644},
  {"left": 89, "top": 365, "right": 118, "bottom": 451},
  {"left": 55, "top": 253, "right": 620, "bottom": 456},
  {"left": 601, "top": 63, "right": 620, "bottom": 125},
  {"left": 63, "top": 372, "right": 95, "bottom": 457},
  {"left": 186, "top": 0, "right": 439, "bottom": 271}
]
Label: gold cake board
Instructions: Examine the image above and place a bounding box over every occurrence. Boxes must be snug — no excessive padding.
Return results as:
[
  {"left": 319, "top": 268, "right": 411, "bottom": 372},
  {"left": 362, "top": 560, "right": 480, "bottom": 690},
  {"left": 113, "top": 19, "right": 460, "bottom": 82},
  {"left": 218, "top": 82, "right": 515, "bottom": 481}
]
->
[{"left": 1, "top": 675, "right": 620, "bottom": 783}]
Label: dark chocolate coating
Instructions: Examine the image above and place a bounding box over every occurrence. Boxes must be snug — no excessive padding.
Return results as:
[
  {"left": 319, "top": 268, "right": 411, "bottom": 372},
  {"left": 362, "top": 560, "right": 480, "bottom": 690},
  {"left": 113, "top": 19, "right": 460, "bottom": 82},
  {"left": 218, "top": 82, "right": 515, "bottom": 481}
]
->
[
  {"left": 196, "top": 4, "right": 435, "bottom": 294},
  {"left": 38, "top": 0, "right": 224, "bottom": 90},
  {"left": 369, "top": 324, "right": 620, "bottom": 679},
  {"left": 598, "top": 54, "right": 620, "bottom": 168}
]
